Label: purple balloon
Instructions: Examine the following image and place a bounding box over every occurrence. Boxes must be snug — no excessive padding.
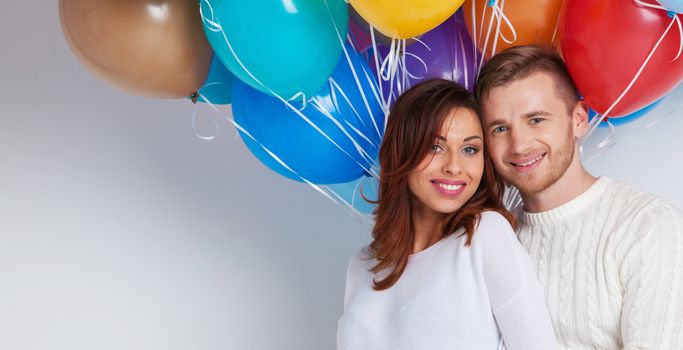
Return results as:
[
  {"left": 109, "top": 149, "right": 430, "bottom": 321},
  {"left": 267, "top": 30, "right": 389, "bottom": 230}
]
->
[{"left": 367, "top": 10, "right": 478, "bottom": 107}]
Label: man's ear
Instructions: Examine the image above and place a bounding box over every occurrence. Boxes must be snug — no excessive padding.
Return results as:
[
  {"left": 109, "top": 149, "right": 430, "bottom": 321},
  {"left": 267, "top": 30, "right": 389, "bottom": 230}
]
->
[{"left": 572, "top": 100, "right": 589, "bottom": 138}]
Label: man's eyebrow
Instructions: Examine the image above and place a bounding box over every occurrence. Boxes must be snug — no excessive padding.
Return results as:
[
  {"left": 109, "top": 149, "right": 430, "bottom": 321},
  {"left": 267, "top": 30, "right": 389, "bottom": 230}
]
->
[
  {"left": 485, "top": 119, "right": 507, "bottom": 128},
  {"left": 485, "top": 111, "right": 553, "bottom": 127},
  {"left": 463, "top": 135, "right": 483, "bottom": 142},
  {"left": 522, "top": 110, "right": 552, "bottom": 118}
]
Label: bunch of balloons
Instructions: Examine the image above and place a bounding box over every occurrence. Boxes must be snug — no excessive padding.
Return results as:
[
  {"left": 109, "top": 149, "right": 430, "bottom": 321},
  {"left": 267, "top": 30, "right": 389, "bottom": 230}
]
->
[{"left": 60, "top": 0, "right": 682, "bottom": 214}]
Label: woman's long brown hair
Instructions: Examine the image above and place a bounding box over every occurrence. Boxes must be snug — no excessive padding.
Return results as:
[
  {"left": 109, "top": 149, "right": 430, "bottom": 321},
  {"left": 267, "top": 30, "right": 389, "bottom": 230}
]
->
[{"left": 369, "top": 79, "right": 515, "bottom": 291}]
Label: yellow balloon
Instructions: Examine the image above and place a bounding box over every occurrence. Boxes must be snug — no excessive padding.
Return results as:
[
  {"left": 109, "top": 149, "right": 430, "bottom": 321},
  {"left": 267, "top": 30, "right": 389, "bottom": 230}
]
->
[{"left": 349, "top": 0, "right": 465, "bottom": 39}]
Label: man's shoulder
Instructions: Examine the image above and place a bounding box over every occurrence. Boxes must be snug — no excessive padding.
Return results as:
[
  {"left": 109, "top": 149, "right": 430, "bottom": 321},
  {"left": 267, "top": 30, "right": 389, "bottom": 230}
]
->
[
  {"left": 604, "top": 178, "right": 679, "bottom": 211},
  {"left": 602, "top": 178, "right": 683, "bottom": 231}
]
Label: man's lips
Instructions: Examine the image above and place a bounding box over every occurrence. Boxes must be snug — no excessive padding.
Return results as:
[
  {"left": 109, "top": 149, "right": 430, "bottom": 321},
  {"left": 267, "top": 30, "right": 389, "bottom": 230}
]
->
[{"left": 508, "top": 153, "right": 546, "bottom": 172}]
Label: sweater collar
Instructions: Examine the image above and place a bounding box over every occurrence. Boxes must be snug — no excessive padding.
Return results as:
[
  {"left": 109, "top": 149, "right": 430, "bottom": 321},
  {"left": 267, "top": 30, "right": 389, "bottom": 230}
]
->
[{"left": 519, "top": 176, "right": 611, "bottom": 226}]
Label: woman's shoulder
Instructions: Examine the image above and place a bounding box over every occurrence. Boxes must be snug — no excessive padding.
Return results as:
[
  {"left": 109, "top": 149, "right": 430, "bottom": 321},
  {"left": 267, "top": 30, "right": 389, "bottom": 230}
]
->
[
  {"left": 472, "top": 210, "right": 518, "bottom": 248},
  {"left": 345, "top": 245, "right": 374, "bottom": 273},
  {"left": 477, "top": 210, "right": 515, "bottom": 232}
]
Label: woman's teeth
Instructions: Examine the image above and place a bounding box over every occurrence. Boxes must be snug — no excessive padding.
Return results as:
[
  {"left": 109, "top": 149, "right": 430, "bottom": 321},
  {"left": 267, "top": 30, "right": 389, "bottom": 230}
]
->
[{"left": 436, "top": 182, "right": 462, "bottom": 191}]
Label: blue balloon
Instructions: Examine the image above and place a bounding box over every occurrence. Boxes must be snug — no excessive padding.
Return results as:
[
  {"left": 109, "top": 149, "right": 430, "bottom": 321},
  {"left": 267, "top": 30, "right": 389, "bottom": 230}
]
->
[
  {"left": 589, "top": 99, "right": 662, "bottom": 128},
  {"left": 232, "top": 43, "right": 384, "bottom": 184},
  {"left": 201, "top": 0, "right": 348, "bottom": 100},
  {"left": 658, "top": 0, "right": 683, "bottom": 14},
  {"left": 327, "top": 173, "right": 379, "bottom": 214},
  {"left": 192, "top": 55, "right": 235, "bottom": 105}
]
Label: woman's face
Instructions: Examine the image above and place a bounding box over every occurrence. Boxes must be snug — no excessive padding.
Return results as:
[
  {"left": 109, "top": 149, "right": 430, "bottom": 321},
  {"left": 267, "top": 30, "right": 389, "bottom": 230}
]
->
[{"left": 407, "top": 108, "right": 485, "bottom": 217}]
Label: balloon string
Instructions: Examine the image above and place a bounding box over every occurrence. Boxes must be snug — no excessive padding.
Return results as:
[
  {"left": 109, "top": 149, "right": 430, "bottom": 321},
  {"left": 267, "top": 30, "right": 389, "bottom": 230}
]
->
[
  {"left": 324, "top": 0, "right": 384, "bottom": 142},
  {"left": 583, "top": 98, "right": 683, "bottom": 163},
  {"left": 477, "top": 0, "right": 518, "bottom": 73},
  {"left": 401, "top": 39, "right": 408, "bottom": 91},
  {"left": 492, "top": 0, "right": 517, "bottom": 45},
  {"left": 594, "top": 119, "right": 616, "bottom": 149},
  {"left": 197, "top": 82, "right": 230, "bottom": 113},
  {"left": 191, "top": 100, "right": 219, "bottom": 141},
  {"left": 226, "top": 112, "right": 357, "bottom": 212},
  {"left": 470, "top": 0, "right": 481, "bottom": 72},
  {"left": 321, "top": 183, "right": 374, "bottom": 227},
  {"left": 412, "top": 36, "right": 432, "bottom": 52},
  {"left": 188, "top": 81, "right": 231, "bottom": 141},
  {"left": 457, "top": 25, "right": 471, "bottom": 91},
  {"left": 633, "top": 0, "right": 682, "bottom": 60},
  {"left": 582, "top": 14, "right": 678, "bottom": 145},
  {"left": 550, "top": 7, "right": 562, "bottom": 46},
  {"left": 370, "top": 24, "right": 389, "bottom": 115},
  {"left": 202, "top": 0, "right": 377, "bottom": 223},
  {"left": 403, "top": 52, "right": 428, "bottom": 79},
  {"left": 328, "top": 77, "right": 378, "bottom": 144},
  {"left": 309, "top": 97, "right": 377, "bottom": 165},
  {"left": 201, "top": 0, "right": 376, "bottom": 177}
]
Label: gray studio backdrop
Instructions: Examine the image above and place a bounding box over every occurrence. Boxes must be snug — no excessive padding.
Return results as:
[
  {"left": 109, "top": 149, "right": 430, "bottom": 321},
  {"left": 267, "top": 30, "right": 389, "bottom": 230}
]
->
[{"left": 1, "top": 2, "right": 681, "bottom": 350}]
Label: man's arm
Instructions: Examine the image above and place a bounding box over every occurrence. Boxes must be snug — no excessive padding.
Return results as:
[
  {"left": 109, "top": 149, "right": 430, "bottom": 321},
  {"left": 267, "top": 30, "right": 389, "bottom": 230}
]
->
[{"left": 619, "top": 202, "right": 683, "bottom": 349}]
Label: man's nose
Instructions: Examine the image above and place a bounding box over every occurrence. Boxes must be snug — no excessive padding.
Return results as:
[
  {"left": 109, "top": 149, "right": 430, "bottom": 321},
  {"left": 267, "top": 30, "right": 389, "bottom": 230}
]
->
[{"left": 509, "top": 127, "right": 533, "bottom": 155}]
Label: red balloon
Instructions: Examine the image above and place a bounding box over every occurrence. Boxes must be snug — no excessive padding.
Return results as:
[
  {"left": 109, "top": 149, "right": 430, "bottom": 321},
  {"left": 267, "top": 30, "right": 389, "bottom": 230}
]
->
[{"left": 561, "top": 0, "right": 683, "bottom": 116}]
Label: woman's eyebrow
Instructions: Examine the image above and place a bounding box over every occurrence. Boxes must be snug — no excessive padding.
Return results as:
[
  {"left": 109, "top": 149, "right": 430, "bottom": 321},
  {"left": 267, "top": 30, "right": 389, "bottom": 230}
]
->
[{"left": 463, "top": 135, "right": 483, "bottom": 142}]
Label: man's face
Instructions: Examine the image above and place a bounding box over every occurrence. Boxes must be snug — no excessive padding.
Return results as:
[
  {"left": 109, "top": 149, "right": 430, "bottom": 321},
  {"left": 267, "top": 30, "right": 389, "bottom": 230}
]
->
[{"left": 480, "top": 72, "right": 582, "bottom": 195}]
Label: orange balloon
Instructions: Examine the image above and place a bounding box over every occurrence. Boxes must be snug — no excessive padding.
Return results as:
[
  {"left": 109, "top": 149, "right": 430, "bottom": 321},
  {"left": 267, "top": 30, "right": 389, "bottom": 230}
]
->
[
  {"left": 463, "top": 0, "right": 564, "bottom": 60},
  {"left": 59, "top": 0, "right": 213, "bottom": 98}
]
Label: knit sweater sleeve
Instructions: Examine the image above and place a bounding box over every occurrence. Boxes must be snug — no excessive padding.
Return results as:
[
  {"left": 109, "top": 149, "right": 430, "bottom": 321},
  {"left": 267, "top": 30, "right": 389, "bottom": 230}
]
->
[
  {"left": 473, "top": 211, "right": 558, "bottom": 350},
  {"left": 618, "top": 201, "right": 683, "bottom": 350}
]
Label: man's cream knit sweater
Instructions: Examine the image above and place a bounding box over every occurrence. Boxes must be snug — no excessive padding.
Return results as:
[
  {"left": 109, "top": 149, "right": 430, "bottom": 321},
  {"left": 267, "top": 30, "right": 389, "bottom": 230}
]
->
[{"left": 512, "top": 177, "right": 683, "bottom": 349}]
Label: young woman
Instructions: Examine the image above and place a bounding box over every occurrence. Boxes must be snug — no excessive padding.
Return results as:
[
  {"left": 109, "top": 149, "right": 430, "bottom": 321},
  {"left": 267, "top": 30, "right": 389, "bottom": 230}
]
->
[{"left": 337, "top": 79, "right": 557, "bottom": 350}]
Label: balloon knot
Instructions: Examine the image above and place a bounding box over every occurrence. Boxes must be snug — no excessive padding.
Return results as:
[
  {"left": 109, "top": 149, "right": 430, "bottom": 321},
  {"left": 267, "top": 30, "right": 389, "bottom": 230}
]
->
[
  {"left": 190, "top": 92, "right": 199, "bottom": 104},
  {"left": 668, "top": 10, "right": 675, "bottom": 18},
  {"left": 602, "top": 116, "right": 609, "bottom": 123},
  {"left": 487, "top": 0, "right": 497, "bottom": 7}
]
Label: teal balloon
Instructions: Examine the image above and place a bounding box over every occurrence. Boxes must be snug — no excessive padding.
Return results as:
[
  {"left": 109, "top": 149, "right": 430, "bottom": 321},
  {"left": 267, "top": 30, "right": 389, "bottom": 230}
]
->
[
  {"left": 193, "top": 55, "right": 234, "bottom": 104},
  {"left": 201, "top": 0, "right": 348, "bottom": 100},
  {"left": 588, "top": 99, "right": 662, "bottom": 127},
  {"left": 231, "top": 43, "right": 383, "bottom": 184}
]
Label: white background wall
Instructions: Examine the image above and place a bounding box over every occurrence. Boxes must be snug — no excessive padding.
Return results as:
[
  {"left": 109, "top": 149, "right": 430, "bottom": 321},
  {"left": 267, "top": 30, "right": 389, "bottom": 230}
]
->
[{"left": 1, "top": 2, "right": 681, "bottom": 350}]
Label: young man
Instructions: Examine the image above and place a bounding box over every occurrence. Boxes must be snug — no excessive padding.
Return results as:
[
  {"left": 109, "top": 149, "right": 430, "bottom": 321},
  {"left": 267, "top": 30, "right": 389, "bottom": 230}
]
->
[{"left": 475, "top": 45, "right": 683, "bottom": 349}]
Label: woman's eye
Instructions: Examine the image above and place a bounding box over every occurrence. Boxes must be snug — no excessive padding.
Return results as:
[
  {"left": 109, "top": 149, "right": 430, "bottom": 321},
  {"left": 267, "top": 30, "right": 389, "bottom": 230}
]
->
[
  {"left": 462, "top": 146, "right": 479, "bottom": 155},
  {"left": 430, "top": 144, "right": 444, "bottom": 153}
]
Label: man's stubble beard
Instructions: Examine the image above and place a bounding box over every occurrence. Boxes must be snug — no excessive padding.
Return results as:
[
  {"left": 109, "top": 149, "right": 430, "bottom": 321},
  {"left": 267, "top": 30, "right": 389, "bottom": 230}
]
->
[{"left": 505, "top": 127, "right": 575, "bottom": 196}]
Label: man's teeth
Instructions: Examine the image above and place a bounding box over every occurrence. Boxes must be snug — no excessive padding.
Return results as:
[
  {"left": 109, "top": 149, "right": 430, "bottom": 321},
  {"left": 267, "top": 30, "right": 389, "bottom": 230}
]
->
[
  {"left": 513, "top": 154, "right": 544, "bottom": 167},
  {"left": 436, "top": 182, "right": 462, "bottom": 191}
]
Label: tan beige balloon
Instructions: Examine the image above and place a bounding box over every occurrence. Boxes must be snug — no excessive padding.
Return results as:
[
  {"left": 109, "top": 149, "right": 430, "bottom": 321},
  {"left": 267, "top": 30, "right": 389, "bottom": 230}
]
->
[{"left": 59, "top": 0, "right": 213, "bottom": 98}]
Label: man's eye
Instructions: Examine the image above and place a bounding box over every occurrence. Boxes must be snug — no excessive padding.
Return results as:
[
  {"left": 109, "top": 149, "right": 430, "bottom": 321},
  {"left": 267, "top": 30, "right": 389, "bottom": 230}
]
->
[
  {"left": 530, "top": 117, "right": 544, "bottom": 125},
  {"left": 492, "top": 126, "right": 508, "bottom": 134}
]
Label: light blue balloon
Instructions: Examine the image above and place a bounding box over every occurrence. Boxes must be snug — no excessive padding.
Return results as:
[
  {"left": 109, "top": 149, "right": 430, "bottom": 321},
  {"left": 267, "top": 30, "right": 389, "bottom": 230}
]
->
[
  {"left": 327, "top": 174, "right": 379, "bottom": 214},
  {"left": 201, "top": 0, "right": 348, "bottom": 100},
  {"left": 589, "top": 98, "right": 662, "bottom": 127},
  {"left": 658, "top": 0, "right": 683, "bottom": 14},
  {"left": 231, "top": 43, "right": 383, "bottom": 184},
  {"left": 192, "top": 55, "right": 235, "bottom": 105}
]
